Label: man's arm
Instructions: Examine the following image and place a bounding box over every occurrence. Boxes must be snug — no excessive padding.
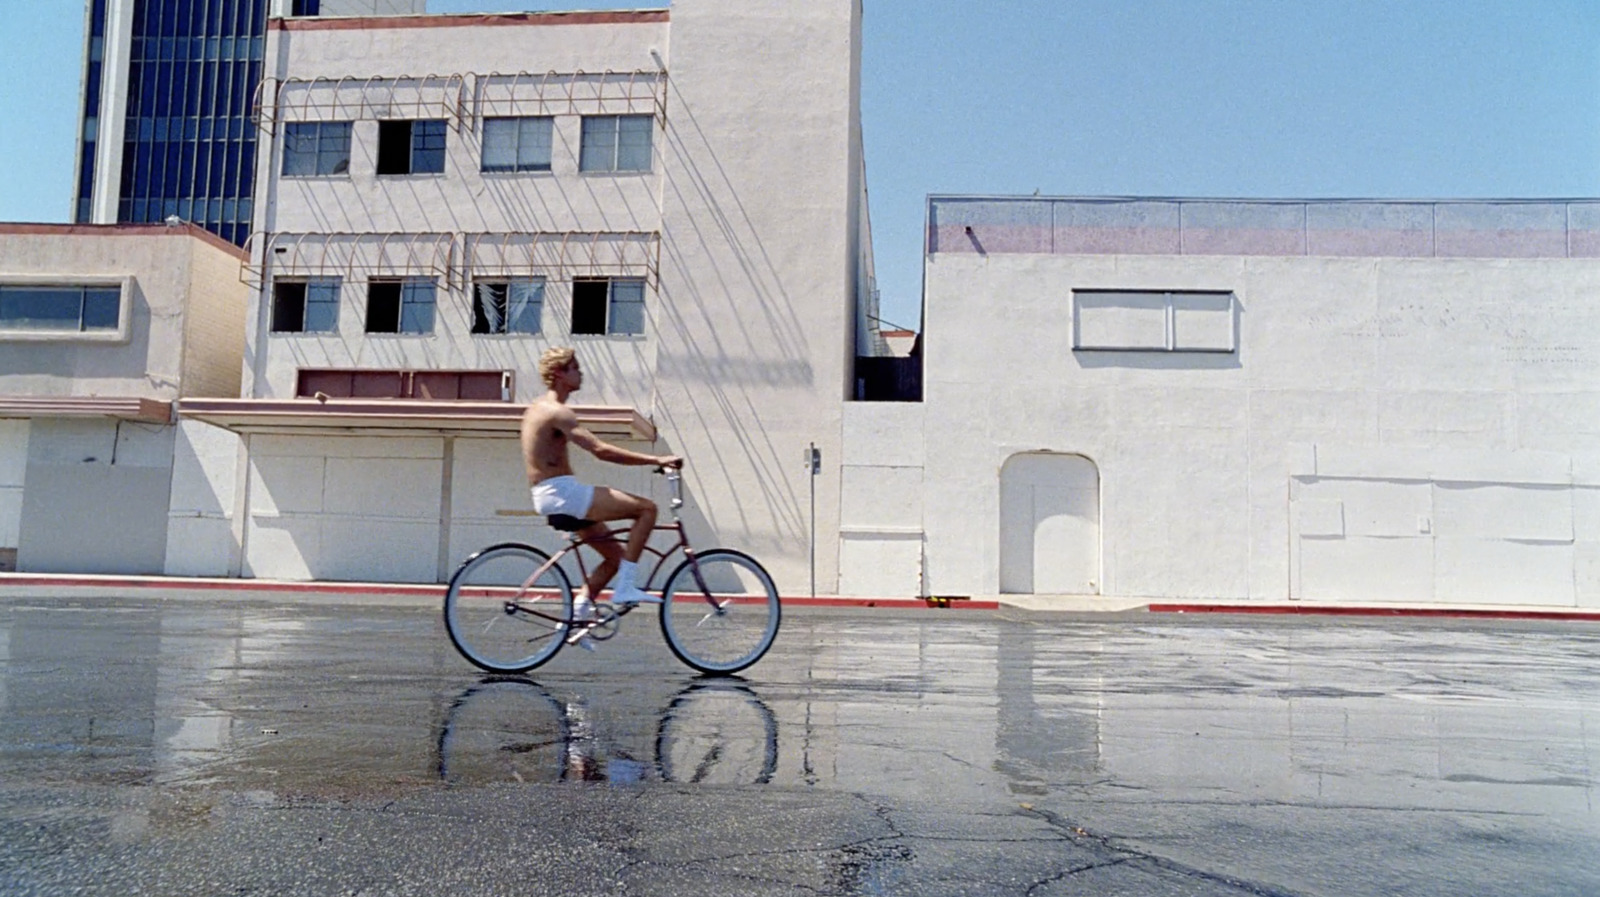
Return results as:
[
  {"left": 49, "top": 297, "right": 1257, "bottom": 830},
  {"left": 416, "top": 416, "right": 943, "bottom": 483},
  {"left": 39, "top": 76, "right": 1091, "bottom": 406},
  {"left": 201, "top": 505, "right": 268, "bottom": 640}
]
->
[{"left": 568, "top": 426, "right": 681, "bottom": 468}]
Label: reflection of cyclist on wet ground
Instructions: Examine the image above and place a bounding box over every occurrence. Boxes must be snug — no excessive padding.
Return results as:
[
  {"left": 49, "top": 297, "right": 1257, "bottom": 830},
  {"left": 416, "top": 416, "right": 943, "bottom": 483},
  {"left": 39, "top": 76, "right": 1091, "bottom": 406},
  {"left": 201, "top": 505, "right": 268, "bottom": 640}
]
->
[
  {"left": 437, "top": 679, "right": 778, "bottom": 786},
  {"left": 521, "top": 347, "right": 682, "bottom": 647}
]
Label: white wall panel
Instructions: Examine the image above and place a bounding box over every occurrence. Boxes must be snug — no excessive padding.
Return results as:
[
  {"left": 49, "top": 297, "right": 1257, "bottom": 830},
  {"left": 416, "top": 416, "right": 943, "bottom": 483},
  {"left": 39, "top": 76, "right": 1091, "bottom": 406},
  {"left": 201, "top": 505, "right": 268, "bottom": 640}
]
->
[
  {"left": 1299, "top": 537, "right": 1434, "bottom": 602},
  {"left": 319, "top": 519, "right": 439, "bottom": 583},
  {"left": 1296, "top": 500, "right": 1344, "bottom": 538},
  {"left": 839, "top": 535, "right": 920, "bottom": 598},
  {"left": 163, "top": 517, "right": 235, "bottom": 577},
  {"left": 1300, "top": 480, "right": 1431, "bottom": 538},
  {"left": 1432, "top": 483, "right": 1572, "bottom": 541},
  {"left": 168, "top": 420, "right": 238, "bottom": 516},
  {"left": 0, "top": 491, "right": 21, "bottom": 548},
  {"left": 244, "top": 517, "right": 319, "bottom": 580},
  {"left": 249, "top": 456, "right": 325, "bottom": 516},
  {"left": 0, "top": 420, "right": 27, "bottom": 485},
  {"left": 1435, "top": 538, "right": 1574, "bottom": 605},
  {"left": 840, "top": 465, "right": 921, "bottom": 530},
  {"left": 448, "top": 438, "right": 526, "bottom": 521},
  {"left": 1575, "top": 543, "right": 1600, "bottom": 607},
  {"left": 323, "top": 457, "right": 442, "bottom": 519},
  {"left": 0, "top": 420, "right": 25, "bottom": 549}
]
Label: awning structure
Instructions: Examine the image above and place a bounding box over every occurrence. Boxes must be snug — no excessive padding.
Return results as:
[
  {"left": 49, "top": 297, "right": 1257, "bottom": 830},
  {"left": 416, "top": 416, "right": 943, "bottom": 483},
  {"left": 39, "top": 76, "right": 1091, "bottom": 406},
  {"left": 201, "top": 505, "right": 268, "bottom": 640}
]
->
[
  {"left": 0, "top": 397, "right": 172, "bottom": 424},
  {"left": 175, "top": 398, "right": 656, "bottom": 441}
]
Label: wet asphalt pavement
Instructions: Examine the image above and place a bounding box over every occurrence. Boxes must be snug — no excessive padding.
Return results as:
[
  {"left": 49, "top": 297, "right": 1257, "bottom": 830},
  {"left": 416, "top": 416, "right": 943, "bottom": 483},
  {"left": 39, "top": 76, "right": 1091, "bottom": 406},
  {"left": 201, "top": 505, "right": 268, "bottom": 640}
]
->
[{"left": 1, "top": 597, "right": 1598, "bottom": 896}]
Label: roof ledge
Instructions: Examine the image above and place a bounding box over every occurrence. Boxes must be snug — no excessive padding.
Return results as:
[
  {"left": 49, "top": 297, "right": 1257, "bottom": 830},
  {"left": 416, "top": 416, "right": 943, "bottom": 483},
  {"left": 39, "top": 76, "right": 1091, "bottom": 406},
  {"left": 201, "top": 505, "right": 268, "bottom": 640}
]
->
[{"left": 175, "top": 397, "right": 655, "bottom": 441}]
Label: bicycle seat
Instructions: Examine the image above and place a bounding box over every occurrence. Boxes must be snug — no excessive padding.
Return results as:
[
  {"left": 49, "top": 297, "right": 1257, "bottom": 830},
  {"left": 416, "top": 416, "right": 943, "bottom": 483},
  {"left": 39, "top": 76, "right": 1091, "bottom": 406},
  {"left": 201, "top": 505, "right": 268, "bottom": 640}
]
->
[{"left": 547, "top": 514, "right": 595, "bottom": 532}]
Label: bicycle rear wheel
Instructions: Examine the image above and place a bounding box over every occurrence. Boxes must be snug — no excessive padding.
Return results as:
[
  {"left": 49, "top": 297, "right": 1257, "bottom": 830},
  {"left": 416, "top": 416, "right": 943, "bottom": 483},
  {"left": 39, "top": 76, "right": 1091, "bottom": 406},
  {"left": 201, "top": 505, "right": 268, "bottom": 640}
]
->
[
  {"left": 444, "top": 543, "right": 573, "bottom": 673},
  {"left": 658, "top": 549, "right": 780, "bottom": 674}
]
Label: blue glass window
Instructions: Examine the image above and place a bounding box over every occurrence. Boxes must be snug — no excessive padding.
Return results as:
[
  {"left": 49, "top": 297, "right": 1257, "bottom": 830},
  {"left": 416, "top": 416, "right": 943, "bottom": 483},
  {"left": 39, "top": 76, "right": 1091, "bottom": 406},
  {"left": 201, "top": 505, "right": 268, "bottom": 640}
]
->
[
  {"left": 0, "top": 285, "right": 121, "bottom": 333},
  {"left": 579, "top": 115, "right": 653, "bottom": 173},
  {"left": 482, "top": 117, "right": 552, "bottom": 173},
  {"left": 283, "top": 122, "right": 351, "bottom": 176}
]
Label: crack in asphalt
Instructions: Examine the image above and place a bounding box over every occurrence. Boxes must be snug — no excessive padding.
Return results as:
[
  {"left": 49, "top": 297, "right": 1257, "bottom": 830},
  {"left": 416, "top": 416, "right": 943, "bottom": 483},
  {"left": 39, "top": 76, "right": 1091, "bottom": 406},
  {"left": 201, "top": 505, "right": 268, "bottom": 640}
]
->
[{"left": 1020, "top": 804, "right": 1310, "bottom": 897}]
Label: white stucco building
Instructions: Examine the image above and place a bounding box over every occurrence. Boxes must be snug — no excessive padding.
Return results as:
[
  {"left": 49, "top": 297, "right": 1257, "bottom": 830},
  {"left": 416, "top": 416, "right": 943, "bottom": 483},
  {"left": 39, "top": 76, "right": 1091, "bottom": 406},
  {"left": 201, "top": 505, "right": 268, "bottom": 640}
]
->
[
  {"left": 168, "top": 1, "right": 872, "bottom": 588},
  {"left": 853, "top": 196, "right": 1600, "bottom": 608},
  {"left": 0, "top": 223, "right": 249, "bottom": 574}
]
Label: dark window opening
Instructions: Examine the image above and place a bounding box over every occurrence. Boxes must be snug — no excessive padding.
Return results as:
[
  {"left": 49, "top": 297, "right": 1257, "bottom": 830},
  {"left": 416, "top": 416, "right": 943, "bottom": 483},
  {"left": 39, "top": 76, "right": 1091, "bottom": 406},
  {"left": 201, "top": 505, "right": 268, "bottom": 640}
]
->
[
  {"left": 271, "top": 279, "right": 339, "bottom": 333},
  {"left": 366, "top": 280, "right": 401, "bottom": 332},
  {"left": 377, "top": 119, "right": 446, "bottom": 175},
  {"left": 272, "top": 282, "right": 306, "bottom": 332},
  {"left": 571, "top": 279, "right": 609, "bottom": 335},
  {"left": 365, "top": 279, "right": 434, "bottom": 334}
]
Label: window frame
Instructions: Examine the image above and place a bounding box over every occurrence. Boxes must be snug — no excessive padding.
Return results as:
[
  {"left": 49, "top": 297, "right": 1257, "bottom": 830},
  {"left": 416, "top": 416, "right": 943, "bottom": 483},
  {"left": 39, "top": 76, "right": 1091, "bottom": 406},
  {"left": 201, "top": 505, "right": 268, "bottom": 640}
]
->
[
  {"left": 282, "top": 121, "right": 352, "bottom": 177},
  {"left": 269, "top": 277, "right": 341, "bottom": 334},
  {"left": 1071, "top": 289, "right": 1238, "bottom": 354},
  {"left": 377, "top": 119, "right": 448, "bottom": 176},
  {"left": 365, "top": 277, "right": 437, "bottom": 335},
  {"left": 471, "top": 278, "right": 546, "bottom": 335},
  {"left": 0, "top": 277, "right": 132, "bottom": 343},
  {"left": 578, "top": 114, "right": 654, "bottom": 173},
  {"left": 571, "top": 276, "right": 647, "bottom": 337},
  {"left": 481, "top": 116, "right": 554, "bottom": 174}
]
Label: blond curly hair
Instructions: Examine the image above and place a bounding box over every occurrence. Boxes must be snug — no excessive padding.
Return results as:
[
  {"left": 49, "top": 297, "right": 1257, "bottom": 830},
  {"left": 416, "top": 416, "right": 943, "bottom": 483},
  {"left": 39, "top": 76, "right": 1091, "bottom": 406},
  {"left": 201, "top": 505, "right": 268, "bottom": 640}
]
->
[{"left": 537, "top": 346, "right": 577, "bottom": 388}]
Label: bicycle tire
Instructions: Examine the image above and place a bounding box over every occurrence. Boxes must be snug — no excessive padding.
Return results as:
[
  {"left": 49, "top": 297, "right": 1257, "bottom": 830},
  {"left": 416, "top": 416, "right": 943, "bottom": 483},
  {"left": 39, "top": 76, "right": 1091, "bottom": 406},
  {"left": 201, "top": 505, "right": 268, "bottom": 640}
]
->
[
  {"left": 436, "top": 677, "right": 571, "bottom": 783},
  {"left": 658, "top": 548, "right": 780, "bottom": 674},
  {"left": 444, "top": 543, "right": 573, "bottom": 673},
  {"left": 655, "top": 680, "right": 778, "bottom": 784}
]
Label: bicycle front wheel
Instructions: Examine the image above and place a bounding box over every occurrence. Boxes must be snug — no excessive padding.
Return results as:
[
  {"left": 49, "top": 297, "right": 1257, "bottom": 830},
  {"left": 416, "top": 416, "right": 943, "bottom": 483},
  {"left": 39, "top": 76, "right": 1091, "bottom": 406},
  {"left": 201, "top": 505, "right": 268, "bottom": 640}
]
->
[
  {"left": 444, "top": 543, "right": 573, "bottom": 673},
  {"left": 659, "top": 549, "right": 780, "bottom": 674}
]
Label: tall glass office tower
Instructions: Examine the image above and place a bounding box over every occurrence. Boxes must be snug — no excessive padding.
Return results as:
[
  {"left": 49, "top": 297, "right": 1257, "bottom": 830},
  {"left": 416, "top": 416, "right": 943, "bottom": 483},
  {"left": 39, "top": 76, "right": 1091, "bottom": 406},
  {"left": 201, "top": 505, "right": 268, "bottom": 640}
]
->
[{"left": 73, "top": 0, "right": 267, "bottom": 245}]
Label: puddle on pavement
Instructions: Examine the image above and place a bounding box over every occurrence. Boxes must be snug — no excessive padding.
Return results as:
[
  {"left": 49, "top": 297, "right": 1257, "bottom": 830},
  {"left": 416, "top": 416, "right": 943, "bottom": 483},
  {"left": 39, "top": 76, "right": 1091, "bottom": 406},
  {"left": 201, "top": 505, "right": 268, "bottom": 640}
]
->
[{"left": 2, "top": 599, "right": 1599, "bottom": 839}]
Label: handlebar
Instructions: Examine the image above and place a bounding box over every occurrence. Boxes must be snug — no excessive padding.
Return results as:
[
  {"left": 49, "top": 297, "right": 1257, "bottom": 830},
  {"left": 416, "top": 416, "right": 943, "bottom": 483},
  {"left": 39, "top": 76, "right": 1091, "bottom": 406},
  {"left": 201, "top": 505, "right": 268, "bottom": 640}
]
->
[{"left": 656, "top": 464, "right": 684, "bottom": 510}]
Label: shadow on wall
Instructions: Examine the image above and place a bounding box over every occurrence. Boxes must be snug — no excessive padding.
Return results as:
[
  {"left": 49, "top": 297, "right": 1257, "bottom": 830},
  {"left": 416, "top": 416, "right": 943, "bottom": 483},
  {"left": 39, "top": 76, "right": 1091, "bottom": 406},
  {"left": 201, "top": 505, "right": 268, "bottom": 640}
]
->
[{"left": 648, "top": 75, "right": 813, "bottom": 556}]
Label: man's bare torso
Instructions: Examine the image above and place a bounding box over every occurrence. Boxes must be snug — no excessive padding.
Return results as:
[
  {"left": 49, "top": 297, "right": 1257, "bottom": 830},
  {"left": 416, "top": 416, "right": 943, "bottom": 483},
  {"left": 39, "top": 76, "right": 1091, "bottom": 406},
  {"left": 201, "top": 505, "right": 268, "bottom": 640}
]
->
[{"left": 520, "top": 396, "right": 579, "bottom": 485}]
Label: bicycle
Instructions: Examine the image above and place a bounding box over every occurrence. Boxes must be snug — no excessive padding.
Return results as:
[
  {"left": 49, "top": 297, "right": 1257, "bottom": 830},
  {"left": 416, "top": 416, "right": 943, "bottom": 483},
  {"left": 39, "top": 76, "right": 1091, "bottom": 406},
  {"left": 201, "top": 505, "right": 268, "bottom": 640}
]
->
[{"left": 442, "top": 468, "right": 781, "bottom": 675}]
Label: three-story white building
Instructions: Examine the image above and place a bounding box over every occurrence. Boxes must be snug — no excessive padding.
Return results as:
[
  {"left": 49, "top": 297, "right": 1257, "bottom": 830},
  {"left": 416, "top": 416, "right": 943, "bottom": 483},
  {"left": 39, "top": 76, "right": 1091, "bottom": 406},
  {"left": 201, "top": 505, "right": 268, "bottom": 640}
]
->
[{"left": 174, "top": 1, "right": 873, "bottom": 589}]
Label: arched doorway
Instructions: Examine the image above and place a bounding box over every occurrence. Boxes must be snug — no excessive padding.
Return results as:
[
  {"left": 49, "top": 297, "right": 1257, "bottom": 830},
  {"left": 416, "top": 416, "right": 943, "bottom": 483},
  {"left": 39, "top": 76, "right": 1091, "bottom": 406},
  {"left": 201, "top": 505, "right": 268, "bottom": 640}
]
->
[{"left": 999, "top": 453, "right": 1100, "bottom": 594}]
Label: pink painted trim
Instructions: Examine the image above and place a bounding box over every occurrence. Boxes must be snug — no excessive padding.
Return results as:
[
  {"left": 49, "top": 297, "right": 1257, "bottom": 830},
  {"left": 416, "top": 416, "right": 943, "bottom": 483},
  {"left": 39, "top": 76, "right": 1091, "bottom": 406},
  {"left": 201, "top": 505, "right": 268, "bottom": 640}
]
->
[
  {"left": 0, "top": 573, "right": 994, "bottom": 610},
  {"left": 1150, "top": 603, "right": 1600, "bottom": 622},
  {"left": 0, "top": 222, "right": 247, "bottom": 260},
  {"left": 275, "top": 10, "right": 668, "bottom": 31}
]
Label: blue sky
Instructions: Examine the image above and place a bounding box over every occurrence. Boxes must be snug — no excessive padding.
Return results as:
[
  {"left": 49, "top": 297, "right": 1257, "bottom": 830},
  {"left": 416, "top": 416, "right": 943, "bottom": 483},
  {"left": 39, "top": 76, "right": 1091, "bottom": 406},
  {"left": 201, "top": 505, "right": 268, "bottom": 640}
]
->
[{"left": 4, "top": 1, "right": 1600, "bottom": 330}]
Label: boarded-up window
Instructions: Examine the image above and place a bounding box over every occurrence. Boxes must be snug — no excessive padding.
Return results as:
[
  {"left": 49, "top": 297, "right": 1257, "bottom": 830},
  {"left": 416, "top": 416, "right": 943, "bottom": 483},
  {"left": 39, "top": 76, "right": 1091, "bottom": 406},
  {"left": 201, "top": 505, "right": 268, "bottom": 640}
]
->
[
  {"left": 296, "top": 369, "right": 510, "bottom": 401},
  {"left": 1073, "top": 290, "right": 1236, "bottom": 352}
]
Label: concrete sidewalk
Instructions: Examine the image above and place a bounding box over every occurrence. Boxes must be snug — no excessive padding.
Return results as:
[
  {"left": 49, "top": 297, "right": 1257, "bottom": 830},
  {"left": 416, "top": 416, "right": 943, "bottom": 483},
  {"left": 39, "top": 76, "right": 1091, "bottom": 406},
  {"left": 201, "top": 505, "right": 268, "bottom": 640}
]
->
[
  {"left": 4, "top": 572, "right": 1600, "bottom": 621},
  {"left": 0, "top": 572, "right": 999, "bottom": 611}
]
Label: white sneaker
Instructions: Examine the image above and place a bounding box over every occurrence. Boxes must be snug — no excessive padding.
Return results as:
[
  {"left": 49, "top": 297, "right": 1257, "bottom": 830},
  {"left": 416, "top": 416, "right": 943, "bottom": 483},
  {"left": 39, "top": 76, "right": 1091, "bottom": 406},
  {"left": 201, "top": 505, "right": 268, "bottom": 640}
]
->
[
  {"left": 572, "top": 594, "right": 597, "bottom": 623},
  {"left": 565, "top": 596, "right": 599, "bottom": 649},
  {"left": 610, "top": 585, "right": 662, "bottom": 607}
]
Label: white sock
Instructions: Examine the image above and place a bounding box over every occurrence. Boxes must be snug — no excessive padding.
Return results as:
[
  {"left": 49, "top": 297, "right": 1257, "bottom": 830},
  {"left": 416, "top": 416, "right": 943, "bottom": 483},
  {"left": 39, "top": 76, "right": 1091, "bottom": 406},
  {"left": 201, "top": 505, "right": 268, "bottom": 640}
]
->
[{"left": 614, "top": 560, "right": 638, "bottom": 592}]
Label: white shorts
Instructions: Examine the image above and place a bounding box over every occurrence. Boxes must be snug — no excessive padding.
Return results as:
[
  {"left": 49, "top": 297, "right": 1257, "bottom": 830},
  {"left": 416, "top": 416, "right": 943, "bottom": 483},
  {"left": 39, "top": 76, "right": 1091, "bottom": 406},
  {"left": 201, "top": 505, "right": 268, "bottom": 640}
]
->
[{"left": 530, "top": 475, "right": 595, "bottom": 518}]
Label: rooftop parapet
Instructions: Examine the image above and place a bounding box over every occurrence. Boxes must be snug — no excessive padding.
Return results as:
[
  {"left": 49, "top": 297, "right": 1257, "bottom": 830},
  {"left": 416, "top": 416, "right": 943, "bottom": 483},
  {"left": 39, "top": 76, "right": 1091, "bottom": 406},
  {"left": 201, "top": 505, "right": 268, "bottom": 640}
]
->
[{"left": 928, "top": 196, "right": 1600, "bottom": 260}]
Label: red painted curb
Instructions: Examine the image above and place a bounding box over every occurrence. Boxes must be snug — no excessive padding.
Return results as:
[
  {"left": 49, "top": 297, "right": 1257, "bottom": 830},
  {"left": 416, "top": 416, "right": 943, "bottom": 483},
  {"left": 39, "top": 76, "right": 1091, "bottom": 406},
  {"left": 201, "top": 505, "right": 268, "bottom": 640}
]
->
[
  {"left": 0, "top": 574, "right": 993, "bottom": 610},
  {"left": 1149, "top": 603, "right": 1600, "bottom": 622}
]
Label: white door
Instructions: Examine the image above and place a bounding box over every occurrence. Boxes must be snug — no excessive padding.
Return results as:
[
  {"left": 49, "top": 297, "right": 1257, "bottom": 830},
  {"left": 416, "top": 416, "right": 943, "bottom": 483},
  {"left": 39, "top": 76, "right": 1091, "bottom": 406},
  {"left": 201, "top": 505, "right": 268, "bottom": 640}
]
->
[{"left": 1000, "top": 454, "right": 1099, "bottom": 594}]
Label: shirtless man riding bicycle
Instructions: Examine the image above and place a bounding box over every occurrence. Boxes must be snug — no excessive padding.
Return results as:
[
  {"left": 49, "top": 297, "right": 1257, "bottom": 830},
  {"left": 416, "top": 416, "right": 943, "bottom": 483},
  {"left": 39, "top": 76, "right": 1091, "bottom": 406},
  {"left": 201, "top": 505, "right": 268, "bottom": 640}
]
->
[{"left": 521, "top": 347, "right": 682, "bottom": 630}]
